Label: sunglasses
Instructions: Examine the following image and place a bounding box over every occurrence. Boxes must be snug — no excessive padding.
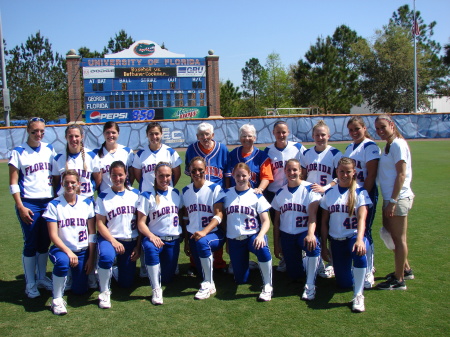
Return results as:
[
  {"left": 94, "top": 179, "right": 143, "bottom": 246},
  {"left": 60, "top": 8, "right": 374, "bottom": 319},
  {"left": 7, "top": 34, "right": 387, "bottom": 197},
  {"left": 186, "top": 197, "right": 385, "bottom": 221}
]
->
[{"left": 28, "top": 117, "right": 45, "bottom": 125}]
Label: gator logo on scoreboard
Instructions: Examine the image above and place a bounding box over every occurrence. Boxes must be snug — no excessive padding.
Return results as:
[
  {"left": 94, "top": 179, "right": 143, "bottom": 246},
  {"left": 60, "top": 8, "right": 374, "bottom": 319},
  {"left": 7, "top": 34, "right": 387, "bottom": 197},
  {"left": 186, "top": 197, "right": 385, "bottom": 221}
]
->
[{"left": 134, "top": 43, "right": 156, "bottom": 56}]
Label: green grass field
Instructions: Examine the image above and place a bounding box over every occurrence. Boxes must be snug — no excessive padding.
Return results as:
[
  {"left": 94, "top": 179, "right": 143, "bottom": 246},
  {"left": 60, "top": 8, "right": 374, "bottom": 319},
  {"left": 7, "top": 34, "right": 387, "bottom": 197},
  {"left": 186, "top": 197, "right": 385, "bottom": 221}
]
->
[{"left": 0, "top": 141, "right": 449, "bottom": 336}]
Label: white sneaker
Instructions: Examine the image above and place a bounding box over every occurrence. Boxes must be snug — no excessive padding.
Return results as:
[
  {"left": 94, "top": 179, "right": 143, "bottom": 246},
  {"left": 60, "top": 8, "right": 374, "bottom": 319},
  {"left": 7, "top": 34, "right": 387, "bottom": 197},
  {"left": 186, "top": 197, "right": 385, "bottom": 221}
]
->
[
  {"left": 194, "top": 281, "right": 215, "bottom": 300},
  {"left": 364, "top": 272, "right": 375, "bottom": 289},
  {"left": 36, "top": 276, "right": 53, "bottom": 290},
  {"left": 249, "top": 261, "right": 259, "bottom": 270},
  {"left": 276, "top": 258, "right": 286, "bottom": 272},
  {"left": 25, "top": 284, "right": 40, "bottom": 298},
  {"left": 88, "top": 273, "right": 98, "bottom": 289},
  {"left": 318, "top": 265, "right": 335, "bottom": 278},
  {"left": 112, "top": 266, "right": 119, "bottom": 282},
  {"left": 98, "top": 290, "right": 111, "bottom": 309},
  {"left": 140, "top": 265, "right": 148, "bottom": 278},
  {"left": 51, "top": 298, "right": 67, "bottom": 315},
  {"left": 258, "top": 284, "right": 273, "bottom": 302},
  {"left": 352, "top": 294, "right": 365, "bottom": 313},
  {"left": 301, "top": 284, "right": 316, "bottom": 301},
  {"left": 151, "top": 288, "right": 163, "bottom": 305}
]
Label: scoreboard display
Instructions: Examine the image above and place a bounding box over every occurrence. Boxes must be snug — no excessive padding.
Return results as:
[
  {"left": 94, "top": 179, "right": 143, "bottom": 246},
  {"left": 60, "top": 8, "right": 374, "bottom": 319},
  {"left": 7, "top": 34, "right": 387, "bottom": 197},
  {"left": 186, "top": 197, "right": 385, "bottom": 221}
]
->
[{"left": 81, "top": 57, "right": 208, "bottom": 123}]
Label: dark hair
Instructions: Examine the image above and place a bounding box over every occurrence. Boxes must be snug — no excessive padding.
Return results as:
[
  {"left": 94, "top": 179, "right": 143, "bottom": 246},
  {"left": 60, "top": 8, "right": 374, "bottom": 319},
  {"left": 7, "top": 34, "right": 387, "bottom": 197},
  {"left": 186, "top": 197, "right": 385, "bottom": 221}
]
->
[
  {"left": 273, "top": 120, "right": 288, "bottom": 130},
  {"left": 154, "top": 161, "right": 172, "bottom": 204},
  {"left": 374, "top": 114, "right": 404, "bottom": 139},
  {"left": 109, "top": 160, "right": 130, "bottom": 189},
  {"left": 347, "top": 116, "right": 372, "bottom": 139},
  {"left": 98, "top": 122, "right": 120, "bottom": 158},
  {"left": 146, "top": 122, "right": 162, "bottom": 134},
  {"left": 65, "top": 124, "right": 86, "bottom": 171},
  {"left": 189, "top": 156, "right": 207, "bottom": 170}
]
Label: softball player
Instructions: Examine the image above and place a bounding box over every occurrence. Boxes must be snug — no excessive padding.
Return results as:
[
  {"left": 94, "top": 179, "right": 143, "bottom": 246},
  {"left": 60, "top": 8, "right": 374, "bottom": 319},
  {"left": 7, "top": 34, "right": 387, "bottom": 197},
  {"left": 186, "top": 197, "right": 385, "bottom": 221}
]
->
[
  {"left": 344, "top": 116, "right": 381, "bottom": 288},
  {"left": 227, "top": 124, "right": 273, "bottom": 194},
  {"left": 320, "top": 157, "right": 372, "bottom": 312},
  {"left": 225, "top": 163, "right": 273, "bottom": 301},
  {"left": 181, "top": 156, "right": 226, "bottom": 300},
  {"left": 95, "top": 161, "right": 141, "bottom": 309},
  {"left": 9, "top": 117, "right": 55, "bottom": 298},
  {"left": 52, "top": 124, "right": 102, "bottom": 198},
  {"left": 132, "top": 122, "right": 182, "bottom": 193},
  {"left": 272, "top": 159, "right": 322, "bottom": 301},
  {"left": 94, "top": 121, "right": 135, "bottom": 193},
  {"left": 264, "top": 121, "right": 306, "bottom": 273},
  {"left": 298, "top": 120, "right": 342, "bottom": 278},
  {"left": 43, "top": 170, "right": 96, "bottom": 315},
  {"left": 374, "top": 114, "right": 414, "bottom": 290},
  {"left": 184, "top": 122, "right": 229, "bottom": 272},
  {"left": 137, "top": 162, "right": 182, "bottom": 305}
]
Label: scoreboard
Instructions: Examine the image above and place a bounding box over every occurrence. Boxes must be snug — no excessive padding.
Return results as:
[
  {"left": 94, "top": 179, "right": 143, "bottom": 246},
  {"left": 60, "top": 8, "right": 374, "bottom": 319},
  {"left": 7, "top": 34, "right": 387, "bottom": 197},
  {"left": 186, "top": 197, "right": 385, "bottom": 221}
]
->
[{"left": 81, "top": 57, "right": 208, "bottom": 123}]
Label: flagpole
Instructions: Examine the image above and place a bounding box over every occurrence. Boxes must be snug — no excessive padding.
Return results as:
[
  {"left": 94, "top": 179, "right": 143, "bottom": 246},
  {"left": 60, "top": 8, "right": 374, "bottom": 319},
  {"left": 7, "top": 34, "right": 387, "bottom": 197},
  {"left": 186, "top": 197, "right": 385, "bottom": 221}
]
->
[
  {"left": 413, "top": 0, "right": 418, "bottom": 113},
  {"left": 0, "top": 12, "right": 11, "bottom": 126}
]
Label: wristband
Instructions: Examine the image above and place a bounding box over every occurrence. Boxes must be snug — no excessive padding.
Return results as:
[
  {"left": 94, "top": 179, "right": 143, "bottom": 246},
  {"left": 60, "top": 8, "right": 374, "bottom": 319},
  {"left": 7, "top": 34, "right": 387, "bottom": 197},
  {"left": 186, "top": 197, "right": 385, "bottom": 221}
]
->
[
  {"left": 212, "top": 215, "right": 222, "bottom": 224},
  {"left": 88, "top": 234, "right": 97, "bottom": 243},
  {"left": 323, "top": 184, "right": 331, "bottom": 191},
  {"left": 389, "top": 198, "right": 398, "bottom": 204},
  {"left": 183, "top": 216, "right": 189, "bottom": 221},
  {"left": 10, "top": 184, "right": 20, "bottom": 195}
]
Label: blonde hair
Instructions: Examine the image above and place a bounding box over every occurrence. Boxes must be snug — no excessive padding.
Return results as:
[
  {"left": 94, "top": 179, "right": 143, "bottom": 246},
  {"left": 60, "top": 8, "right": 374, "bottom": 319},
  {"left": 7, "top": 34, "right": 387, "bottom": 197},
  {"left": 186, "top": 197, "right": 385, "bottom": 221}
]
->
[
  {"left": 61, "top": 169, "right": 81, "bottom": 195},
  {"left": 312, "top": 120, "right": 330, "bottom": 136},
  {"left": 338, "top": 157, "right": 357, "bottom": 217},
  {"left": 232, "top": 162, "right": 252, "bottom": 188},
  {"left": 347, "top": 116, "right": 372, "bottom": 139}
]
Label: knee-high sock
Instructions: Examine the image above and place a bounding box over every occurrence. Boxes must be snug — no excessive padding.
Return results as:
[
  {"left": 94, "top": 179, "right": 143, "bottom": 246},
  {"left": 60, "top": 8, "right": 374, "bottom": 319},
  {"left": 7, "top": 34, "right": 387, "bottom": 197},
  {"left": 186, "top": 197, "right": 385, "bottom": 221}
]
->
[
  {"left": 52, "top": 274, "right": 66, "bottom": 299},
  {"left": 258, "top": 260, "right": 272, "bottom": 287},
  {"left": 305, "top": 256, "right": 319, "bottom": 287},
  {"left": 98, "top": 267, "right": 112, "bottom": 293},
  {"left": 353, "top": 267, "right": 366, "bottom": 296},
  {"left": 146, "top": 264, "right": 161, "bottom": 290},
  {"left": 200, "top": 255, "right": 213, "bottom": 284},
  {"left": 36, "top": 252, "right": 49, "bottom": 280},
  {"left": 23, "top": 255, "right": 37, "bottom": 285},
  {"left": 366, "top": 243, "right": 374, "bottom": 273}
]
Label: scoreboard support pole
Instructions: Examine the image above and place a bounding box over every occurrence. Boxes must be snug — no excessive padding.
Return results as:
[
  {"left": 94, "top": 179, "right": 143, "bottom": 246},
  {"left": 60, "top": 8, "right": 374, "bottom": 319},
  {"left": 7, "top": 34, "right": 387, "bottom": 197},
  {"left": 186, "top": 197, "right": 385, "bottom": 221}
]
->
[
  {"left": 66, "top": 50, "right": 83, "bottom": 123},
  {"left": 206, "top": 54, "right": 221, "bottom": 117}
]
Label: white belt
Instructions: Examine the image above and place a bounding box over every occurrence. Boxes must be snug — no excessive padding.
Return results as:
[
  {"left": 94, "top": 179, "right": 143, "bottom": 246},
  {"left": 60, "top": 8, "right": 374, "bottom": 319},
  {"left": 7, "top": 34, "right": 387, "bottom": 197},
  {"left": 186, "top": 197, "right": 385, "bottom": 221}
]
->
[
  {"left": 233, "top": 234, "right": 252, "bottom": 241},
  {"left": 159, "top": 235, "right": 180, "bottom": 242},
  {"left": 72, "top": 247, "right": 88, "bottom": 253},
  {"left": 331, "top": 235, "right": 354, "bottom": 241},
  {"left": 118, "top": 237, "right": 138, "bottom": 242}
]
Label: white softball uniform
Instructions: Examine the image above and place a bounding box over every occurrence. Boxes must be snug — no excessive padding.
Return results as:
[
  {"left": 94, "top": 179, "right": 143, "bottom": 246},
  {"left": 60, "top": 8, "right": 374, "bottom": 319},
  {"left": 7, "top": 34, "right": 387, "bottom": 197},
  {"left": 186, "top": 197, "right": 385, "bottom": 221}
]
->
[
  {"left": 95, "top": 187, "right": 140, "bottom": 240},
  {"left": 320, "top": 186, "right": 372, "bottom": 239},
  {"left": 43, "top": 195, "right": 95, "bottom": 251},
  {"left": 378, "top": 138, "right": 414, "bottom": 200},
  {"left": 271, "top": 182, "right": 322, "bottom": 235},
  {"left": 264, "top": 141, "right": 306, "bottom": 193},
  {"left": 53, "top": 148, "right": 100, "bottom": 197},
  {"left": 224, "top": 188, "right": 271, "bottom": 239},
  {"left": 132, "top": 144, "right": 182, "bottom": 192},
  {"left": 181, "top": 181, "right": 225, "bottom": 234},
  {"left": 344, "top": 139, "right": 381, "bottom": 186},
  {"left": 137, "top": 187, "right": 182, "bottom": 237},
  {"left": 298, "top": 146, "right": 342, "bottom": 187},
  {"left": 95, "top": 145, "right": 134, "bottom": 192},
  {"left": 9, "top": 142, "right": 55, "bottom": 199}
]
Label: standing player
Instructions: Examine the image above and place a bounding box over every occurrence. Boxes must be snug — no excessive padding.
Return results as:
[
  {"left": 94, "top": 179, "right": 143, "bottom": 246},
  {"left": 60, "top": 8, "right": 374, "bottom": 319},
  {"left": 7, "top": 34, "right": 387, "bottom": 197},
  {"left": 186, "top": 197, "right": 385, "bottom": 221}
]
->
[
  {"left": 228, "top": 124, "right": 273, "bottom": 194},
  {"left": 52, "top": 124, "right": 102, "bottom": 198},
  {"left": 137, "top": 162, "right": 182, "bottom": 305},
  {"left": 184, "top": 122, "right": 229, "bottom": 272},
  {"left": 43, "top": 170, "right": 96, "bottom": 315},
  {"left": 272, "top": 159, "right": 322, "bottom": 301},
  {"left": 94, "top": 122, "right": 135, "bottom": 193},
  {"left": 9, "top": 117, "right": 55, "bottom": 297},
  {"left": 320, "top": 157, "right": 372, "bottom": 313},
  {"left": 298, "top": 120, "right": 342, "bottom": 278},
  {"left": 374, "top": 115, "right": 414, "bottom": 290},
  {"left": 224, "top": 163, "right": 273, "bottom": 301},
  {"left": 344, "top": 116, "right": 380, "bottom": 288},
  {"left": 181, "top": 157, "right": 226, "bottom": 300},
  {"left": 132, "top": 121, "right": 182, "bottom": 277},
  {"left": 95, "top": 161, "right": 141, "bottom": 309},
  {"left": 264, "top": 120, "right": 306, "bottom": 272}
]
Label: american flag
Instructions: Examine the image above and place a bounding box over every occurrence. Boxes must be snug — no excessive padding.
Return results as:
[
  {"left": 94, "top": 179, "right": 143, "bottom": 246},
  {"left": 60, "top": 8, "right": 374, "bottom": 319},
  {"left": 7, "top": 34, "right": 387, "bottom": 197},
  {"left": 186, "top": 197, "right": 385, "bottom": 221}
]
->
[{"left": 412, "top": 19, "right": 420, "bottom": 36}]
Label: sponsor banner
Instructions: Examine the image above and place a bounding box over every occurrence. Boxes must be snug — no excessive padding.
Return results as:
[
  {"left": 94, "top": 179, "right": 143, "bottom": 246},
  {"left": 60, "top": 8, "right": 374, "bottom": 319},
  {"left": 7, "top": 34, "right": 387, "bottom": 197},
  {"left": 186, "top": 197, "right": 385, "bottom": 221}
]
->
[
  {"left": 163, "top": 107, "right": 208, "bottom": 119},
  {"left": 177, "top": 66, "right": 206, "bottom": 77},
  {"left": 85, "top": 109, "right": 164, "bottom": 123},
  {"left": 81, "top": 58, "right": 206, "bottom": 68},
  {"left": 83, "top": 67, "right": 115, "bottom": 79},
  {"left": 115, "top": 67, "right": 177, "bottom": 77}
]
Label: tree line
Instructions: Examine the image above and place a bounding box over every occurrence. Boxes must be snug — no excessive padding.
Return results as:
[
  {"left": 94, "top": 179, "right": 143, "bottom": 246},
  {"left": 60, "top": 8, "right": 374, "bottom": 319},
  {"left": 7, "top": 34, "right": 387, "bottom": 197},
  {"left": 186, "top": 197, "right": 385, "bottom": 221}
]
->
[{"left": 1, "top": 5, "right": 449, "bottom": 121}]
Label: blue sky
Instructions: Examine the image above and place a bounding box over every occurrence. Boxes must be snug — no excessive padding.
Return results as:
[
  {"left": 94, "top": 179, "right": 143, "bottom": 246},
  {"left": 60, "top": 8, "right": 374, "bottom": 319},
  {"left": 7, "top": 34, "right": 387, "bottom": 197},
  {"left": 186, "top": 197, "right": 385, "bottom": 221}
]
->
[{"left": 1, "top": 0, "right": 449, "bottom": 87}]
